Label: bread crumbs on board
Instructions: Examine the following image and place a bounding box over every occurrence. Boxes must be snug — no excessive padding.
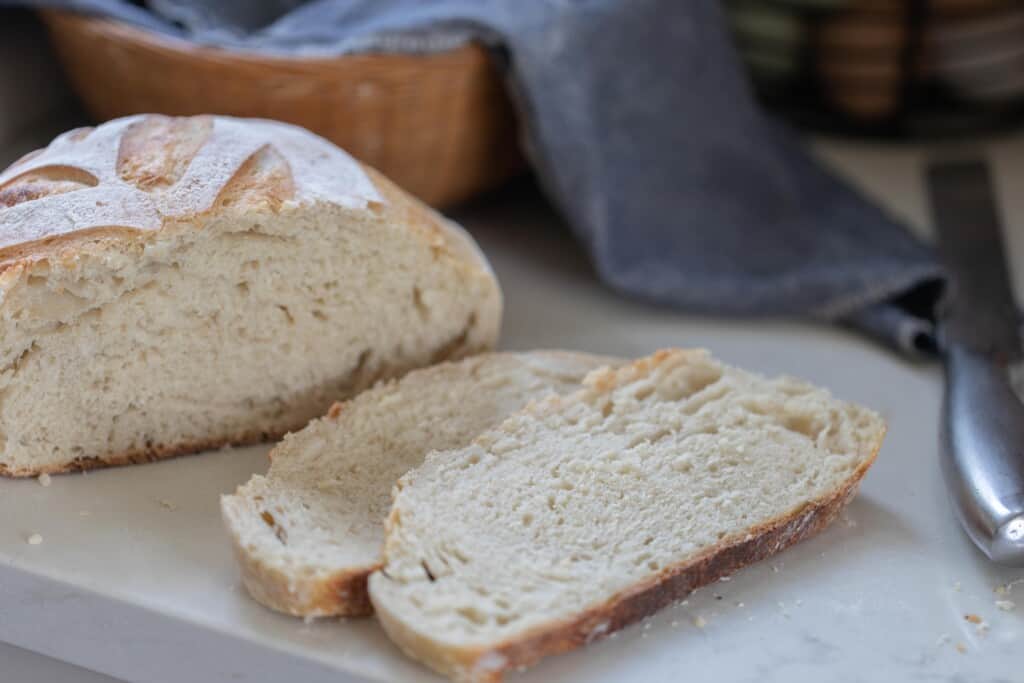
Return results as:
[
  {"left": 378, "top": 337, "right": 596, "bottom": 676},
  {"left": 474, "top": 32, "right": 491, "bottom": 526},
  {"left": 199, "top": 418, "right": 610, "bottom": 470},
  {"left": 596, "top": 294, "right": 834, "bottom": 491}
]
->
[
  {"left": 37, "top": 473, "right": 51, "bottom": 486},
  {"left": 27, "top": 533, "right": 43, "bottom": 545}
]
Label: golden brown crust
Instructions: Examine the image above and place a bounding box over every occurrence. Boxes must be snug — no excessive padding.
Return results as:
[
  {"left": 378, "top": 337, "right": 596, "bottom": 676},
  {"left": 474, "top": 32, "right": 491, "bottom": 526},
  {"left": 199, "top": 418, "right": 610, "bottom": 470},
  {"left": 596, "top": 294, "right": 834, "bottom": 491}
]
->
[
  {"left": 0, "top": 114, "right": 383, "bottom": 271},
  {"left": 362, "top": 165, "right": 445, "bottom": 248},
  {"left": 0, "top": 116, "right": 489, "bottom": 282},
  {"left": 372, "top": 429, "right": 885, "bottom": 682},
  {"left": 228, "top": 537, "right": 377, "bottom": 618},
  {"left": 0, "top": 424, "right": 296, "bottom": 478},
  {"left": 325, "top": 402, "right": 345, "bottom": 420},
  {"left": 0, "top": 165, "right": 99, "bottom": 208},
  {"left": 116, "top": 115, "right": 214, "bottom": 190}
]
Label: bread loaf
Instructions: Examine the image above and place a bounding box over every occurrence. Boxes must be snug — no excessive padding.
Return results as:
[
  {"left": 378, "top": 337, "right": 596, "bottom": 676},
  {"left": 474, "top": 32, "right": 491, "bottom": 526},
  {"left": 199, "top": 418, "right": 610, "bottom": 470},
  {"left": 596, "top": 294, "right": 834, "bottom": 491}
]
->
[
  {"left": 221, "top": 351, "right": 619, "bottom": 617},
  {"left": 0, "top": 115, "right": 501, "bottom": 476},
  {"left": 369, "top": 349, "right": 885, "bottom": 682}
]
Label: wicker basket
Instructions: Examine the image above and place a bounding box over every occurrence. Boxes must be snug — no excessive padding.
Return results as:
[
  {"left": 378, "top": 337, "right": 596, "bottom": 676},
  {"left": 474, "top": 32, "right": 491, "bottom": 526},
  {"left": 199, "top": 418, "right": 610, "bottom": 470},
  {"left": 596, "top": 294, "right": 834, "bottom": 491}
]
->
[{"left": 40, "top": 10, "right": 524, "bottom": 207}]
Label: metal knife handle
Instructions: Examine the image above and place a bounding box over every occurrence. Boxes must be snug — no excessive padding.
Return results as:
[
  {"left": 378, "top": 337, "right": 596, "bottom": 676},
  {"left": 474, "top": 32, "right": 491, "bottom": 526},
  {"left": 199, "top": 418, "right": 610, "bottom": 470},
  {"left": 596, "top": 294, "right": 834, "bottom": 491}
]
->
[{"left": 942, "top": 344, "right": 1024, "bottom": 566}]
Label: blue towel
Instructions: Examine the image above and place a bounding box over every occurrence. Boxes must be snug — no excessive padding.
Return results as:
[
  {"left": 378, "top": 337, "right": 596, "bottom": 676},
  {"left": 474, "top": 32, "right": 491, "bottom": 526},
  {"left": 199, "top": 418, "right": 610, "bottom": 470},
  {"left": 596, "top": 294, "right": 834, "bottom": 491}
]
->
[{"left": 5, "top": 0, "right": 945, "bottom": 353}]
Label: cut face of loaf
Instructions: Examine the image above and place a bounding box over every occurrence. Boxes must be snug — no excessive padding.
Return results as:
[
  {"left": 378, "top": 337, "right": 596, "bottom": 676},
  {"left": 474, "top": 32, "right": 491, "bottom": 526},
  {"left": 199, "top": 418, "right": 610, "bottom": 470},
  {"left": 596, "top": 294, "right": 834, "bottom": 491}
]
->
[
  {"left": 0, "top": 115, "right": 501, "bottom": 476},
  {"left": 369, "top": 349, "right": 885, "bottom": 683},
  {"left": 220, "top": 351, "right": 620, "bottom": 617}
]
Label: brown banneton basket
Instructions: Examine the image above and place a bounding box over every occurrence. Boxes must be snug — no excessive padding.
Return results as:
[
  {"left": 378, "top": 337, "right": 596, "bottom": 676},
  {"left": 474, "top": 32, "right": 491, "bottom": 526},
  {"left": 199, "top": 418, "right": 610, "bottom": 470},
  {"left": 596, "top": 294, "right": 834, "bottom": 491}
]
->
[{"left": 40, "top": 10, "right": 524, "bottom": 208}]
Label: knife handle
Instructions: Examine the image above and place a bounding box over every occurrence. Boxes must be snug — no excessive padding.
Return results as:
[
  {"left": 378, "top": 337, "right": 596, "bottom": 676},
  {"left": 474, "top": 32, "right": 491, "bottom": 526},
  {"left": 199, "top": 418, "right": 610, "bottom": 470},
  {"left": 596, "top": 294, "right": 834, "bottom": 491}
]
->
[{"left": 942, "top": 344, "right": 1024, "bottom": 566}]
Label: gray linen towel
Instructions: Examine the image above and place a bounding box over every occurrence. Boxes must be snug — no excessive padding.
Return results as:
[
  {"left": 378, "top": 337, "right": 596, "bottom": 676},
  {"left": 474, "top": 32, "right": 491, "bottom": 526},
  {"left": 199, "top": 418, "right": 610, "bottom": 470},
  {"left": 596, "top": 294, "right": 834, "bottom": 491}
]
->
[{"left": 2, "top": 0, "right": 946, "bottom": 353}]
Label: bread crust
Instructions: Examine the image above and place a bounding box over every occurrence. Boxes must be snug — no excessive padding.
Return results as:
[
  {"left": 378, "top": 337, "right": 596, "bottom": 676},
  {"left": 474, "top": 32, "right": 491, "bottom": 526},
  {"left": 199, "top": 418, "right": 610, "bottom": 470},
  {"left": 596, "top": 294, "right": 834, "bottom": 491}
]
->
[
  {"left": 0, "top": 116, "right": 378, "bottom": 268},
  {"left": 0, "top": 116, "right": 488, "bottom": 278},
  {"left": 0, "top": 425, "right": 293, "bottom": 478},
  {"left": 222, "top": 519, "right": 377, "bottom": 618},
  {"left": 371, "top": 426, "right": 885, "bottom": 683}
]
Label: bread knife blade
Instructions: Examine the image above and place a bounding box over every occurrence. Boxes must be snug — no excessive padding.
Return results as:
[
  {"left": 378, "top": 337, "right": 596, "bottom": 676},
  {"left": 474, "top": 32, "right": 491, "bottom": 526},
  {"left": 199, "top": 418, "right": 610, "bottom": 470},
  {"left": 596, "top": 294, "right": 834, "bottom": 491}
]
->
[{"left": 927, "top": 159, "right": 1024, "bottom": 566}]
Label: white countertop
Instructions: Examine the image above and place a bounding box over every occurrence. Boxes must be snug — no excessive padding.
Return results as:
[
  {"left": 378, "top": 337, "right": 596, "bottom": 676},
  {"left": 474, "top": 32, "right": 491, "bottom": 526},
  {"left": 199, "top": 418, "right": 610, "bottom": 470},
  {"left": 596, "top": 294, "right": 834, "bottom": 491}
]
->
[{"left": 1, "top": 119, "right": 1023, "bottom": 683}]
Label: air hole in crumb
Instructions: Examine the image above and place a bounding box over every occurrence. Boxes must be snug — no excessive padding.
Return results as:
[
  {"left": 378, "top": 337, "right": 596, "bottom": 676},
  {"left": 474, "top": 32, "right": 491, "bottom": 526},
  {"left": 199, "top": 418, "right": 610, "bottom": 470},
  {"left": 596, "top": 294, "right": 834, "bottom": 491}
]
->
[
  {"left": 634, "top": 385, "right": 655, "bottom": 401},
  {"left": 236, "top": 282, "right": 249, "bottom": 295},
  {"left": 277, "top": 305, "right": 294, "bottom": 324},
  {"left": 421, "top": 561, "right": 436, "bottom": 582},
  {"left": 601, "top": 401, "right": 614, "bottom": 418},
  {"left": 312, "top": 310, "right": 328, "bottom": 322},
  {"left": 412, "top": 286, "right": 430, "bottom": 321},
  {"left": 783, "top": 414, "right": 820, "bottom": 439},
  {"left": 261, "top": 511, "right": 276, "bottom": 527},
  {"left": 742, "top": 400, "right": 767, "bottom": 416},
  {"left": 648, "top": 428, "right": 671, "bottom": 445},
  {"left": 353, "top": 349, "right": 371, "bottom": 375},
  {"left": 522, "top": 513, "right": 534, "bottom": 527},
  {"left": 455, "top": 607, "right": 486, "bottom": 625}
]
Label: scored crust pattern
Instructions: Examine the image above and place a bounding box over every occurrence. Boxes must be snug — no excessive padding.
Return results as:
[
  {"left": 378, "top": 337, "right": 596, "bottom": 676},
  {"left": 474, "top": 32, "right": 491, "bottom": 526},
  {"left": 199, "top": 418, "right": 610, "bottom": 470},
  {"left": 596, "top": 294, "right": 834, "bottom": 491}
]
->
[{"left": 0, "top": 114, "right": 382, "bottom": 253}]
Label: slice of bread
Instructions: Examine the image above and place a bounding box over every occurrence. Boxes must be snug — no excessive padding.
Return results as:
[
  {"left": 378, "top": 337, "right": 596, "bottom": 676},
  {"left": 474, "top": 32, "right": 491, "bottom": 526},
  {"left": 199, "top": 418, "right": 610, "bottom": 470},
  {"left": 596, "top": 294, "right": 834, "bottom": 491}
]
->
[
  {"left": 0, "top": 115, "right": 500, "bottom": 476},
  {"left": 221, "top": 351, "right": 619, "bottom": 617},
  {"left": 369, "top": 349, "right": 885, "bottom": 682}
]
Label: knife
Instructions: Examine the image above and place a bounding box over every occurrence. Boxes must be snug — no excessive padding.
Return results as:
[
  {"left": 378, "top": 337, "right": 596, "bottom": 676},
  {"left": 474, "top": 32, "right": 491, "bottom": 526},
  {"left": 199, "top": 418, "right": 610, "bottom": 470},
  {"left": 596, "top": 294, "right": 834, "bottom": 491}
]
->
[{"left": 927, "top": 159, "right": 1024, "bottom": 566}]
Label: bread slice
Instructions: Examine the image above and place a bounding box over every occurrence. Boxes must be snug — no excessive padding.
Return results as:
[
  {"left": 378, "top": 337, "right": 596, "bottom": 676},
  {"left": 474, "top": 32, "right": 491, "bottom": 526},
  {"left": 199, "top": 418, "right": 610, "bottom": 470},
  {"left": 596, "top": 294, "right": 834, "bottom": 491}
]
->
[
  {"left": 221, "top": 351, "right": 619, "bottom": 617},
  {"left": 0, "top": 114, "right": 500, "bottom": 476},
  {"left": 368, "top": 349, "right": 885, "bottom": 682}
]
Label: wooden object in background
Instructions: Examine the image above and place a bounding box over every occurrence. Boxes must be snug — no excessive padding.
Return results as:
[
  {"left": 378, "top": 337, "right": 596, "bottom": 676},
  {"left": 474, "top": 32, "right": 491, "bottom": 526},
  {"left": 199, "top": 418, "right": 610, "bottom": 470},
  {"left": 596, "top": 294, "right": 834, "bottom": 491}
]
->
[
  {"left": 39, "top": 10, "right": 523, "bottom": 208},
  {"left": 817, "top": 2, "right": 908, "bottom": 121}
]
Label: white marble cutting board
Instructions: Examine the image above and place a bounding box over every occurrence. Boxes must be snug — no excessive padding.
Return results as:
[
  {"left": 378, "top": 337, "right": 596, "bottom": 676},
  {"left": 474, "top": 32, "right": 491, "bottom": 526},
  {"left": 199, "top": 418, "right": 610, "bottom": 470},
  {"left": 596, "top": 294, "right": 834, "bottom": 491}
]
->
[{"left": 0, "top": 131, "right": 1022, "bottom": 683}]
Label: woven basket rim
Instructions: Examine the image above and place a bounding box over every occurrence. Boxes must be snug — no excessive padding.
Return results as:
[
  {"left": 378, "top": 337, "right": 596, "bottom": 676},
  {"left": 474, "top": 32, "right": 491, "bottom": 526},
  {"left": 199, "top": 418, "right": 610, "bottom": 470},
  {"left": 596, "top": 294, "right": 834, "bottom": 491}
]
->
[{"left": 39, "top": 9, "right": 482, "bottom": 66}]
